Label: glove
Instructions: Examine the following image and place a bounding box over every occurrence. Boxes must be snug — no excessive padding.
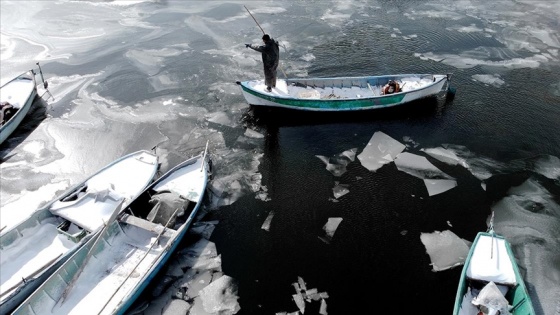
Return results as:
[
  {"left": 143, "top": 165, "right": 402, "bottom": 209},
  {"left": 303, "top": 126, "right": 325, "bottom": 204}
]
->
[{"left": 245, "top": 44, "right": 251, "bottom": 48}]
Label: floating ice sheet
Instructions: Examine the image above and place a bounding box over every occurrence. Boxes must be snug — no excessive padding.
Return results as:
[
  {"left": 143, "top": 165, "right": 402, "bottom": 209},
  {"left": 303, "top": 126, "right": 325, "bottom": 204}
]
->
[
  {"left": 421, "top": 147, "right": 468, "bottom": 167},
  {"left": 261, "top": 211, "right": 274, "bottom": 231},
  {"left": 280, "top": 277, "right": 328, "bottom": 315},
  {"left": 316, "top": 148, "right": 357, "bottom": 177},
  {"left": 423, "top": 179, "right": 458, "bottom": 196},
  {"left": 319, "top": 217, "right": 343, "bottom": 244},
  {"left": 332, "top": 182, "right": 350, "bottom": 199},
  {"left": 440, "top": 144, "right": 506, "bottom": 181},
  {"left": 420, "top": 230, "right": 471, "bottom": 272},
  {"left": 533, "top": 154, "right": 560, "bottom": 180},
  {"left": 357, "top": 131, "right": 406, "bottom": 172},
  {"left": 244, "top": 128, "right": 264, "bottom": 139},
  {"left": 394, "top": 152, "right": 454, "bottom": 180},
  {"left": 199, "top": 275, "right": 240, "bottom": 314}
]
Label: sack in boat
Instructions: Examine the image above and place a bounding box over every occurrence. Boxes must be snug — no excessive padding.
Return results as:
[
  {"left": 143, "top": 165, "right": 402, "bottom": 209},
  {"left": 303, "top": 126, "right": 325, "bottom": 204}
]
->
[
  {"left": 147, "top": 190, "right": 190, "bottom": 227},
  {"left": 471, "top": 281, "right": 511, "bottom": 315}
]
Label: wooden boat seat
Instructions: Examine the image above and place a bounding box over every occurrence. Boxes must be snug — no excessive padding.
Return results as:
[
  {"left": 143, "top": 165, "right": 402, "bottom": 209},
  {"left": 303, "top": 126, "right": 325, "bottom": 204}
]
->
[{"left": 120, "top": 213, "right": 174, "bottom": 236}]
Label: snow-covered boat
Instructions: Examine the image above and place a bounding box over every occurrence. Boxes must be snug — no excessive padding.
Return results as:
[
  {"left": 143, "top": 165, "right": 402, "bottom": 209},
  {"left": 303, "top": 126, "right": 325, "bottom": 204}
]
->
[
  {"left": 453, "top": 217, "right": 535, "bottom": 315},
  {"left": 0, "top": 68, "right": 39, "bottom": 145},
  {"left": 0, "top": 151, "right": 159, "bottom": 315},
  {"left": 236, "top": 74, "right": 452, "bottom": 111},
  {"left": 12, "top": 147, "right": 211, "bottom": 315}
]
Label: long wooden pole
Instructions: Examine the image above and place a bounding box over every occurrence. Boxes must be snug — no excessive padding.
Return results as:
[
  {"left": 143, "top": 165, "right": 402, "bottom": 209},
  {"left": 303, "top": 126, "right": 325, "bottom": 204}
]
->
[
  {"left": 244, "top": 5, "right": 287, "bottom": 79},
  {"left": 0, "top": 254, "right": 62, "bottom": 299},
  {"left": 244, "top": 6, "right": 265, "bottom": 35}
]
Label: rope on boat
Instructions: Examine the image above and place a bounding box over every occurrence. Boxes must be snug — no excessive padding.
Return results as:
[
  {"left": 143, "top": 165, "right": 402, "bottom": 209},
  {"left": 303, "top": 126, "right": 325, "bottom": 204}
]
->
[
  {"left": 36, "top": 62, "right": 54, "bottom": 101},
  {"left": 489, "top": 211, "right": 495, "bottom": 259}
]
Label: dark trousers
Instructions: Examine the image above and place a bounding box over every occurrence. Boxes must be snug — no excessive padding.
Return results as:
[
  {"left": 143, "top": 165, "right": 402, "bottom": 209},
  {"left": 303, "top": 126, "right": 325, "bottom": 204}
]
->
[{"left": 264, "top": 64, "right": 278, "bottom": 88}]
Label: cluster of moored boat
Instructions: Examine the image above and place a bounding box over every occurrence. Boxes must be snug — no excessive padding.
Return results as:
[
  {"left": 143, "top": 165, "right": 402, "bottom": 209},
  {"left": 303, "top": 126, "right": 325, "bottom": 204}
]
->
[{"left": 1, "top": 146, "right": 211, "bottom": 315}]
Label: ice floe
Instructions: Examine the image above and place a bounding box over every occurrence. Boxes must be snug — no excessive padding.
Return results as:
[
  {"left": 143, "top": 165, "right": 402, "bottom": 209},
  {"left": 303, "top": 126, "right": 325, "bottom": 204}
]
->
[
  {"left": 261, "top": 211, "right": 274, "bottom": 231},
  {"left": 357, "top": 131, "right": 406, "bottom": 172},
  {"left": 316, "top": 148, "right": 357, "bottom": 177},
  {"left": 420, "top": 230, "right": 471, "bottom": 272},
  {"left": 319, "top": 217, "right": 343, "bottom": 244},
  {"left": 277, "top": 277, "right": 329, "bottom": 315},
  {"left": 423, "top": 179, "right": 458, "bottom": 196},
  {"left": 421, "top": 147, "right": 468, "bottom": 167},
  {"left": 394, "top": 152, "right": 454, "bottom": 180},
  {"left": 141, "top": 220, "right": 241, "bottom": 315},
  {"left": 332, "top": 182, "right": 350, "bottom": 199}
]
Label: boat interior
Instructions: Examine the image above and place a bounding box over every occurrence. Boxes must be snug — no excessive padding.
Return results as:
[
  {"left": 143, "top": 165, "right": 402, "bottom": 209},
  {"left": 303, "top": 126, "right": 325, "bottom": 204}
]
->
[
  {"left": 248, "top": 75, "right": 442, "bottom": 100},
  {"left": 458, "top": 234, "right": 525, "bottom": 315},
  {"left": 122, "top": 188, "right": 197, "bottom": 231}
]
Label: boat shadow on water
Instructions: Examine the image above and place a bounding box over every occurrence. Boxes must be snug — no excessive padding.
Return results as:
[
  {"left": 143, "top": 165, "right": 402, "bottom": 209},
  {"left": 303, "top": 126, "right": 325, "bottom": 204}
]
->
[{"left": 244, "top": 92, "right": 455, "bottom": 128}]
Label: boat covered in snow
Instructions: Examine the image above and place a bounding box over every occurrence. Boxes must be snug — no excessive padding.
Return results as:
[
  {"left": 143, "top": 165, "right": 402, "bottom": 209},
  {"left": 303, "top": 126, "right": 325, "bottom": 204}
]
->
[
  {"left": 0, "top": 150, "right": 159, "bottom": 315},
  {"left": 236, "top": 73, "right": 452, "bottom": 111}
]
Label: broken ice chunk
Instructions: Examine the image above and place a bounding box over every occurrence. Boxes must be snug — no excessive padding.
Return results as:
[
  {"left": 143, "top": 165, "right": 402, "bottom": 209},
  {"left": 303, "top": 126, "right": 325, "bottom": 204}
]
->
[
  {"left": 421, "top": 147, "right": 467, "bottom": 167},
  {"left": 199, "top": 275, "right": 240, "bottom": 314},
  {"left": 357, "top": 131, "right": 406, "bottom": 172},
  {"left": 319, "top": 218, "right": 343, "bottom": 244},
  {"left": 261, "top": 211, "right": 274, "bottom": 231},
  {"left": 292, "top": 293, "right": 305, "bottom": 314},
  {"left": 316, "top": 148, "right": 357, "bottom": 177},
  {"left": 244, "top": 128, "right": 264, "bottom": 139},
  {"left": 420, "top": 230, "right": 471, "bottom": 272},
  {"left": 332, "top": 182, "right": 350, "bottom": 199},
  {"left": 423, "top": 179, "right": 457, "bottom": 196},
  {"left": 394, "top": 152, "right": 454, "bottom": 180}
]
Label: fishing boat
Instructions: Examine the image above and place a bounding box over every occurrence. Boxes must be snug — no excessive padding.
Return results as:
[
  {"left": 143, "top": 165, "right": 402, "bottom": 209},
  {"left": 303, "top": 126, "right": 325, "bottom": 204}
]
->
[
  {"left": 236, "top": 74, "right": 453, "bottom": 111},
  {"left": 12, "top": 146, "right": 211, "bottom": 315},
  {"left": 0, "top": 63, "right": 50, "bottom": 145},
  {"left": 453, "top": 217, "right": 536, "bottom": 315},
  {"left": 0, "top": 150, "right": 159, "bottom": 315}
]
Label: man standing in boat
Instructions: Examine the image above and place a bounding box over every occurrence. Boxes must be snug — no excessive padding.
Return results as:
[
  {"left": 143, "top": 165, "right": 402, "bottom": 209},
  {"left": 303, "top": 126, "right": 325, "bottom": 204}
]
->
[{"left": 246, "top": 34, "right": 279, "bottom": 92}]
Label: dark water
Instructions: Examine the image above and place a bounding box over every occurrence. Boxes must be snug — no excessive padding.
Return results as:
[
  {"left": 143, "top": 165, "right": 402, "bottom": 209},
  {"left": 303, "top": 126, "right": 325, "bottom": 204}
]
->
[{"left": 1, "top": 1, "right": 559, "bottom": 315}]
